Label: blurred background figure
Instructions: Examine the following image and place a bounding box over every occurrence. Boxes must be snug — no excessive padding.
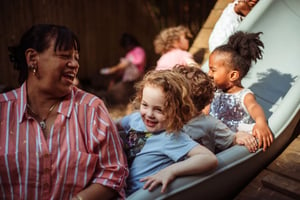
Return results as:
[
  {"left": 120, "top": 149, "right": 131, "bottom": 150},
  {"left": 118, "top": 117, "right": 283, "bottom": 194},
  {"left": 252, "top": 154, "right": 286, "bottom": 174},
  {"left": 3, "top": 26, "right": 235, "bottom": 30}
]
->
[
  {"left": 208, "top": 0, "right": 259, "bottom": 52},
  {"left": 154, "top": 25, "right": 198, "bottom": 70},
  {"left": 98, "top": 33, "right": 146, "bottom": 107}
]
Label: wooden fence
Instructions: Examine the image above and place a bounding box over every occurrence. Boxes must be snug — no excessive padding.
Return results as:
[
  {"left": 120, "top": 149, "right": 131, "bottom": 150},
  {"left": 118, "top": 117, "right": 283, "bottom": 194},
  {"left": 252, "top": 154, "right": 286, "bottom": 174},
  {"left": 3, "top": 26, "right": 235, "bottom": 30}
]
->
[{"left": 0, "top": 0, "right": 215, "bottom": 89}]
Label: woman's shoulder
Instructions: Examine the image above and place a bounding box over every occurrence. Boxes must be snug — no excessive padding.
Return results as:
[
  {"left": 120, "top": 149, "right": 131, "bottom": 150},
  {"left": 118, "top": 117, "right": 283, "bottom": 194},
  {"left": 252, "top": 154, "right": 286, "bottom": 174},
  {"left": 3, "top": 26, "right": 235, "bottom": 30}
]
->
[
  {"left": 72, "top": 87, "right": 106, "bottom": 107},
  {"left": 0, "top": 86, "right": 22, "bottom": 103}
]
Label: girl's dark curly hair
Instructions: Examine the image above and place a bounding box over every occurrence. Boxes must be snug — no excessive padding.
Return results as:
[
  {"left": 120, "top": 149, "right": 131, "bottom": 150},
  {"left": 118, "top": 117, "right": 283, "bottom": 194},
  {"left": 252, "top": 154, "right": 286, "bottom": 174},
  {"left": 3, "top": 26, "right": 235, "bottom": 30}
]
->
[
  {"left": 213, "top": 31, "right": 264, "bottom": 79},
  {"left": 8, "top": 24, "right": 80, "bottom": 85}
]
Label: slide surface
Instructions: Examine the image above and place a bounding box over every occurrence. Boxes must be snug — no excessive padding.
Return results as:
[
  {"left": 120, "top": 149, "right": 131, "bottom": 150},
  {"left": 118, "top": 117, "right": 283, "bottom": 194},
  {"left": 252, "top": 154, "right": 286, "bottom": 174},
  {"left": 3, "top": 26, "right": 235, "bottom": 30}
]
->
[{"left": 128, "top": 1, "right": 300, "bottom": 199}]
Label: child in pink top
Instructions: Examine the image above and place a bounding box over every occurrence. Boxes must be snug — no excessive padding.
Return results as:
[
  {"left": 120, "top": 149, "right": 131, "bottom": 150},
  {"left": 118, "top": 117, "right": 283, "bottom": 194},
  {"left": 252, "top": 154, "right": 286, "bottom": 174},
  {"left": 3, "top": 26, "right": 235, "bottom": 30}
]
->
[
  {"left": 99, "top": 33, "right": 146, "bottom": 106},
  {"left": 154, "top": 26, "right": 197, "bottom": 70}
]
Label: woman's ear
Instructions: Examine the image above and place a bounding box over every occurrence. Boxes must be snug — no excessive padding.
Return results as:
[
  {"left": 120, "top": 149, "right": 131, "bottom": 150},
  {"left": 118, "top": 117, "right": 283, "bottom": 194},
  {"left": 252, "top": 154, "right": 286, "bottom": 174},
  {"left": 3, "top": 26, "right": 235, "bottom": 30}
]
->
[
  {"left": 25, "top": 48, "right": 38, "bottom": 65},
  {"left": 230, "top": 70, "right": 240, "bottom": 81}
]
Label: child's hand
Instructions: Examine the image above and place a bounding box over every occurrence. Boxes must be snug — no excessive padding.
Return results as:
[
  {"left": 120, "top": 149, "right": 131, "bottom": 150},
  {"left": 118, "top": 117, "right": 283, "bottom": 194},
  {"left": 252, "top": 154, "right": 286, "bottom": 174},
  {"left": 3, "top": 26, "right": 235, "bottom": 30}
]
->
[
  {"left": 99, "top": 68, "right": 111, "bottom": 75},
  {"left": 140, "top": 168, "right": 176, "bottom": 193},
  {"left": 235, "top": 131, "right": 258, "bottom": 153},
  {"left": 252, "top": 121, "right": 273, "bottom": 151}
]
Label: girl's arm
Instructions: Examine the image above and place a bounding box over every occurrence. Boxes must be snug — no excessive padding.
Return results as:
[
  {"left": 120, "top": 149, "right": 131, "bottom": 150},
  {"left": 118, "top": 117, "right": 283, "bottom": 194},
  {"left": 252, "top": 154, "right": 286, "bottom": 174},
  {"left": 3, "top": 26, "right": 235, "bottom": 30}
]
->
[
  {"left": 140, "top": 144, "right": 218, "bottom": 193},
  {"left": 244, "top": 93, "right": 273, "bottom": 151},
  {"left": 100, "top": 58, "right": 130, "bottom": 74}
]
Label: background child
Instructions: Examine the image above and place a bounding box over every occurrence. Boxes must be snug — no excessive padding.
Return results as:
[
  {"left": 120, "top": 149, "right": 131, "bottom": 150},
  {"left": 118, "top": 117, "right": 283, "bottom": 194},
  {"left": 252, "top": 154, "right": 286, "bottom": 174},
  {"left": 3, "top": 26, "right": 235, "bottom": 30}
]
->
[
  {"left": 98, "top": 33, "right": 146, "bottom": 106},
  {"left": 118, "top": 69, "right": 217, "bottom": 196},
  {"left": 154, "top": 25, "right": 197, "bottom": 70},
  {"left": 208, "top": 0, "right": 260, "bottom": 52},
  {"left": 173, "top": 65, "right": 258, "bottom": 153},
  {"left": 208, "top": 31, "right": 273, "bottom": 151}
]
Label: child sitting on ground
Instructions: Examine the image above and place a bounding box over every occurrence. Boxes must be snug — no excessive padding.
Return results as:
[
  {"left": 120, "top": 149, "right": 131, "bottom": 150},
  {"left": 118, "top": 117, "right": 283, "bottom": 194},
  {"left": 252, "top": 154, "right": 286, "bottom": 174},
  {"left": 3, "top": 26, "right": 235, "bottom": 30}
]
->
[
  {"left": 117, "top": 69, "right": 217, "bottom": 196},
  {"left": 173, "top": 65, "right": 258, "bottom": 153},
  {"left": 154, "top": 25, "right": 197, "bottom": 70},
  {"left": 207, "top": 31, "right": 273, "bottom": 151}
]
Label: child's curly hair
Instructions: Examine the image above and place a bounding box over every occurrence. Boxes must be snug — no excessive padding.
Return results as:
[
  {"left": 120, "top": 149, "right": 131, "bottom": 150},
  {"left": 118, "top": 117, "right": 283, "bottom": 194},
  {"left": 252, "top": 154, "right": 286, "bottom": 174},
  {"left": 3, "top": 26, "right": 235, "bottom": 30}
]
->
[
  {"left": 153, "top": 25, "right": 192, "bottom": 55},
  {"left": 133, "top": 69, "right": 196, "bottom": 133},
  {"left": 213, "top": 31, "right": 264, "bottom": 79},
  {"left": 173, "top": 65, "right": 216, "bottom": 112}
]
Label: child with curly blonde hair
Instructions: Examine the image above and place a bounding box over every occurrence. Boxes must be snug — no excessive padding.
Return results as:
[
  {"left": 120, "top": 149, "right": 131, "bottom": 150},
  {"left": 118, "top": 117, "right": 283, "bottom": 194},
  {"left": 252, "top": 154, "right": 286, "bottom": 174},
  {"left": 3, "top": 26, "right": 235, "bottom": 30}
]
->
[
  {"left": 154, "top": 25, "right": 197, "bottom": 70},
  {"left": 117, "top": 69, "right": 217, "bottom": 196}
]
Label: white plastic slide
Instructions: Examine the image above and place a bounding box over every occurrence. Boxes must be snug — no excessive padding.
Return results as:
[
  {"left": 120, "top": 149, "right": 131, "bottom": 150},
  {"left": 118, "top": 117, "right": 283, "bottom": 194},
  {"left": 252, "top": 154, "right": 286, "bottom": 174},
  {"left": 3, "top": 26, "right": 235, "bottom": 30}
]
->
[{"left": 127, "top": 0, "right": 300, "bottom": 199}]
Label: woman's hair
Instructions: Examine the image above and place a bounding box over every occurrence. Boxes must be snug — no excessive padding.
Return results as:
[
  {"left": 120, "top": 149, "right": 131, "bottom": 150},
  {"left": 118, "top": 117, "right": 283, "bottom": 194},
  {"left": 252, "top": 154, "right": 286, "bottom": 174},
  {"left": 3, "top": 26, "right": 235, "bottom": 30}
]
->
[
  {"left": 133, "top": 69, "right": 196, "bottom": 133},
  {"left": 173, "top": 65, "right": 215, "bottom": 112},
  {"left": 213, "top": 31, "right": 264, "bottom": 79},
  {"left": 120, "top": 33, "right": 140, "bottom": 51},
  {"left": 8, "top": 24, "right": 80, "bottom": 85},
  {"left": 153, "top": 25, "right": 192, "bottom": 55}
]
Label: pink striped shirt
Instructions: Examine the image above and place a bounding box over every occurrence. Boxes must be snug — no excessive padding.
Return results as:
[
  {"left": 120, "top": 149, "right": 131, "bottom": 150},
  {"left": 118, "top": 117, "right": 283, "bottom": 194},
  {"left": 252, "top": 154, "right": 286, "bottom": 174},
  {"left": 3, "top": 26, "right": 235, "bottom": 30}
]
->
[{"left": 0, "top": 83, "right": 129, "bottom": 200}]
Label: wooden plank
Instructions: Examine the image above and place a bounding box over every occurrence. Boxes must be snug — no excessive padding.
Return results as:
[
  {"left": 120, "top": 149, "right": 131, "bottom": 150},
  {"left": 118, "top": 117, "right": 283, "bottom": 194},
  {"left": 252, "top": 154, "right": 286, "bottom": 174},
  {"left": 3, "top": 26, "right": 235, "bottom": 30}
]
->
[
  {"left": 0, "top": 0, "right": 216, "bottom": 88},
  {"left": 234, "top": 170, "right": 294, "bottom": 200},
  {"left": 235, "top": 132, "right": 300, "bottom": 200},
  {"left": 267, "top": 137, "right": 300, "bottom": 182},
  {"left": 213, "top": 0, "right": 232, "bottom": 10},
  {"left": 262, "top": 173, "right": 300, "bottom": 199},
  {"left": 202, "top": 9, "right": 223, "bottom": 28}
]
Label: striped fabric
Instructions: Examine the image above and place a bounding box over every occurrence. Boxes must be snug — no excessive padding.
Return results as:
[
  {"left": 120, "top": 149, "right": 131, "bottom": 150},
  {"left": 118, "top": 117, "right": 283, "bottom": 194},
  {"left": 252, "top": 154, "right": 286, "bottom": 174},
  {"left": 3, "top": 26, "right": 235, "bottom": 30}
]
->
[{"left": 0, "top": 83, "right": 129, "bottom": 200}]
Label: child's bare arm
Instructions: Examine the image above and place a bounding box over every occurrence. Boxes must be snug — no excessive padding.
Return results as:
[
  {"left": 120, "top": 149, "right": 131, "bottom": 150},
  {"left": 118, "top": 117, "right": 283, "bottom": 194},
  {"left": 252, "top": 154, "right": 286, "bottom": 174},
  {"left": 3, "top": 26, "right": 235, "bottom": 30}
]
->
[
  {"left": 244, "top": 93, "right": 273, "bottom": 151},
  {"left": 100, "top": 58, "right": 129, "bottom": 74},
  {"left": 140, "top": 144, "right": 217, "bottom": 193}
]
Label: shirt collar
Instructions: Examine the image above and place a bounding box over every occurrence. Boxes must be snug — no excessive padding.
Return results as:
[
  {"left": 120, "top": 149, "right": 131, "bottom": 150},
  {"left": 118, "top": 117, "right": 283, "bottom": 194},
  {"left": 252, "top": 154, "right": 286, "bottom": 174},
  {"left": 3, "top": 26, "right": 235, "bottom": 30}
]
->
[
  {"left": 19, "top": 82, "right": 76, "bottom": 123},
  {"left": 55, "top": 87, "right": 78, "bottom": 119},
  {"left": 18, "top": 82, "right": 28, "bottom": 123}
]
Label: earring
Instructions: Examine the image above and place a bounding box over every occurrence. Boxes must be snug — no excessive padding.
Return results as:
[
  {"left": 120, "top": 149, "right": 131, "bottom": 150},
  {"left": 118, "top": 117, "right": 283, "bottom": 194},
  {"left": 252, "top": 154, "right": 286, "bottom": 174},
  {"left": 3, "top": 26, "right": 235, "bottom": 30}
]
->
[{"left": 29, "top": 64, "right": 37, "bottom": 76}]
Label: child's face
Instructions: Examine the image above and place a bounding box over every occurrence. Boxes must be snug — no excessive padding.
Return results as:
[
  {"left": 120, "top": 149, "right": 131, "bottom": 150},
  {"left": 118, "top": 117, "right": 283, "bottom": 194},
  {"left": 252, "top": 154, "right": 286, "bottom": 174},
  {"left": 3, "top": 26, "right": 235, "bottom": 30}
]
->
[
  {"left": 140, "top": 84, "right": 167, "bottom": 133},
  {"left": 177, "top": 34, "right": 189, "bottom": 51},
  {"left": 208, "top": 52, "right": 232, "bottom": 90}
]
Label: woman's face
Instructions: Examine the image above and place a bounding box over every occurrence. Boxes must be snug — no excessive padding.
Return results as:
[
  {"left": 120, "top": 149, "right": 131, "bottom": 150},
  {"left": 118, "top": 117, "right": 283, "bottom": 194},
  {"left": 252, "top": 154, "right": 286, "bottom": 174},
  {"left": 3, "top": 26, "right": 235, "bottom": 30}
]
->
[
  {"left": 35, "top": 40, "right": 79, "bottom": 97},
  {"left": 140, "top": 84, "right": 167, "bottom": 133}
]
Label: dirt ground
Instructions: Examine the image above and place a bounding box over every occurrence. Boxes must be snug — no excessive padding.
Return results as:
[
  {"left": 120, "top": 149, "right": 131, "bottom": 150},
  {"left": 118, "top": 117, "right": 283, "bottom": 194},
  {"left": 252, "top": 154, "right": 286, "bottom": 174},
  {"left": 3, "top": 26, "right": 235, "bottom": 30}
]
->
[{"left": 107, "top": 103, "right": 133, "bottom": 120}]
